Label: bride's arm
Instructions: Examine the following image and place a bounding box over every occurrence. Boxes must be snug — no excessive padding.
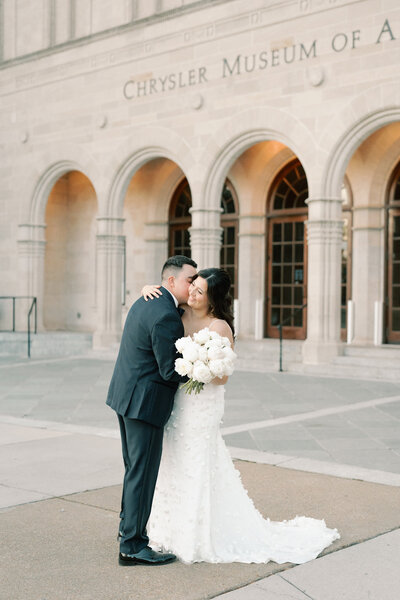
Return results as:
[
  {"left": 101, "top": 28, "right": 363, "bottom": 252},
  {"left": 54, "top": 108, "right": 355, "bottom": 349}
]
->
[{"left": 141, "top": 284, "right": 162, "bottom": 301}]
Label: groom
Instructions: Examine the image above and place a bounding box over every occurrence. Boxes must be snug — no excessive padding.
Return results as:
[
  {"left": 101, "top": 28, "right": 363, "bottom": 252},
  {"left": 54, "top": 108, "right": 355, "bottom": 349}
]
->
[{"left": 107, "top": 255, "right": 197, "bottom": 566}]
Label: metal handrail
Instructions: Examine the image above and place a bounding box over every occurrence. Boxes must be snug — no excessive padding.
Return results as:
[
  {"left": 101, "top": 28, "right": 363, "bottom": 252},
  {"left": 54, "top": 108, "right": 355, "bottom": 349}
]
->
[
  {"left": 27, "top": 298, "right": 37, "bottom": 358},
  {"left": 0, "top": 296, "right": 37, "bottom": 358},
  {"left": 277, "top": 303, "right": 307, "bottom": 372}
]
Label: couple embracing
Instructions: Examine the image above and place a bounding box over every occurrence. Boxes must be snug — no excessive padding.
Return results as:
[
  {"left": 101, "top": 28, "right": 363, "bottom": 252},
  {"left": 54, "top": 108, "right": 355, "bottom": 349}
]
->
[{"left": 107, "top": 255, "right": 339, "bottom": 567}]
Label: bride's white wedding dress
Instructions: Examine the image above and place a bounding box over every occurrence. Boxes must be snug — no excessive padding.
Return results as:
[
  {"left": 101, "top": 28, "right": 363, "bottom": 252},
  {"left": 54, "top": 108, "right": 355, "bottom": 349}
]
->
[{"left": 148, "top": 383, "right": 339, "bottom": 564}]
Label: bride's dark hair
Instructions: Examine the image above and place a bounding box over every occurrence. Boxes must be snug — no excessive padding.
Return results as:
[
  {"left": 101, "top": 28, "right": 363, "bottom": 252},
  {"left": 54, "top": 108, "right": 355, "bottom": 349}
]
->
[{"left": 193, "top": 268, "right": 235, "bottom": 336}]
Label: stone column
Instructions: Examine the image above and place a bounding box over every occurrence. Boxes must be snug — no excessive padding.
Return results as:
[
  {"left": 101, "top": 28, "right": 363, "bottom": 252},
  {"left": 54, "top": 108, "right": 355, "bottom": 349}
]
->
[
  {"left": 17, "top": 224, "right": 47, "bottom": 331},
  {"left": 144, "top": 221, "right": 169, "bottom": 285},
  {"left": 93, "top": 217, "right": 125, "bottom": 348},
  {"left": 302, "top": 197, "right": 344, "bottom": 364},
  {"left": 351, "top": 207, "right": 385, "bottom": 344},
  {"left": 237, "top": 215, "right": 266, "bottom": 337},
  {"left": 189, "top": 208, "right": 222, "bottom": 270}
]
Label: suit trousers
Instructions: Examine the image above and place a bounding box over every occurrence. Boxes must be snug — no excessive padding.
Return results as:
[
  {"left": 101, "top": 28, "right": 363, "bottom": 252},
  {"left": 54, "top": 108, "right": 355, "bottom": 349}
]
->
[{"left": 118, "top": 415, "right": 163, "bottom": 555}]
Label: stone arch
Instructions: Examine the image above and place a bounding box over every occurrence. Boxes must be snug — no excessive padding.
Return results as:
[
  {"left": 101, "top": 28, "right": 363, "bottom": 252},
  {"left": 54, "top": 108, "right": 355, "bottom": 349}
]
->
[
  {"left": 321, "top": 82, "right": 400, "bottom": 197},
  {"left": 369, "top": 135, "right": 400, "bottom": 205},
  {"left": 200, "top": 107, "right": 317, "bottom": 210},
  {"left": 20, "top": 144, "right": 101, "bottom": 225},
  {"left": 105, "top": 127, "right": 196, "bottom": 218},
  {"left": 145, "top": 164, "right": 187, "bottom": 224},
  {"left": 227, "top": 144, "right": 295, "bottom": 216},
  {"left": 260, "top": 147, "right": 297, "bottom": 214}
]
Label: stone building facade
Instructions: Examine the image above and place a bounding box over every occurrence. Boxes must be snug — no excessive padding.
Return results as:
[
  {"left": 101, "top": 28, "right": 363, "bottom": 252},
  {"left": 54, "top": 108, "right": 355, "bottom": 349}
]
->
[{"left": 0, "top": 0, "right": 399, "bottom": 364}]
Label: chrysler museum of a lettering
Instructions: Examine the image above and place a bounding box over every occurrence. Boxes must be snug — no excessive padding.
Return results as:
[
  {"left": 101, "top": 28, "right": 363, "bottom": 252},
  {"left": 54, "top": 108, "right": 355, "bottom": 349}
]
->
[{"left": 0, "top": 0, "right": 399, "bottom": 375}]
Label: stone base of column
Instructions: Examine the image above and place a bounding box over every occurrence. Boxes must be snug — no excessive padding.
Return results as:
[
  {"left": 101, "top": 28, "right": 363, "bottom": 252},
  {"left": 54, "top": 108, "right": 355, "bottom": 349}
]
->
[
  {"left": 92, "top": 330, "right": 121, "bottom": 349},
  {"left": 302, "top": 339, "right": 344, "bottom": 364}
]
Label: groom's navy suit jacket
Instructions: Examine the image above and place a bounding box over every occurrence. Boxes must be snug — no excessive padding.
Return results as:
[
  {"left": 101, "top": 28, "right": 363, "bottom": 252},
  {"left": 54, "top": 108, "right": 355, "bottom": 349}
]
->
[{"left": 106, "top": 287, "right": 184, "bottom": 428}]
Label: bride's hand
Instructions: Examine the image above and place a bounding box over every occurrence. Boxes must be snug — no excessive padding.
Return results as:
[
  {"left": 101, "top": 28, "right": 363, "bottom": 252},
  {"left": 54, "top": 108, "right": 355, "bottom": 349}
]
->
[{"left": 141, "top": 284, "right": 162, "bottom": 301}]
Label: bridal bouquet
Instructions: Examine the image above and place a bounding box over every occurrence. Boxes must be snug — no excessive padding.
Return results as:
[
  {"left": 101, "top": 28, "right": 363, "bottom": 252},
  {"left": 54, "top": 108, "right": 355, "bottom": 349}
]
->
[{"left": 174, "top": 327, "right": 237, "bottom": 394}]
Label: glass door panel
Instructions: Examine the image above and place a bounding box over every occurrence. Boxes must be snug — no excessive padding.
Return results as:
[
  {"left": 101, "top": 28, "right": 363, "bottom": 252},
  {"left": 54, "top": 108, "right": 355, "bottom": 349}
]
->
[
  {"left": 266, "top": 217, "right": 307, "bottom": 339},
  {"left": 388, "top": 211, "right": 400, "bottom": 342}
]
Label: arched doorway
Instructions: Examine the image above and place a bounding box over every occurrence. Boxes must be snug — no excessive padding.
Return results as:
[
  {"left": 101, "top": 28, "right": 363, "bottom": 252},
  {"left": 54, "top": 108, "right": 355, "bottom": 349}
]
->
[
  {"left": 121, "top": 157, "right": 188, "bottom": 315},
  {"left": 220, "top": 180, "right": 238, "bottom": 299},
  {"left": 265, "top": 160, "right": 308, "bottom": 339},
  {"left": 387, "top": 163, "right": 400, "bottom": 343},
  {"left": 168, "top": 179, "right": 192, "bottom": 257},
  {"left": 44, "top": 170, "right": 97, "bottom": 331},
  {"left": 168, "top": 179, "right": 239, "bottom": 298}
]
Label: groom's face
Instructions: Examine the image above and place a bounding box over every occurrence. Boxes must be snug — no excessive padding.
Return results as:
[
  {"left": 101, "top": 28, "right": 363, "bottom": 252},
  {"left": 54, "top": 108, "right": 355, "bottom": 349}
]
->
[{"left": 171, "top": 264, "right": 197, "bottom": 304}]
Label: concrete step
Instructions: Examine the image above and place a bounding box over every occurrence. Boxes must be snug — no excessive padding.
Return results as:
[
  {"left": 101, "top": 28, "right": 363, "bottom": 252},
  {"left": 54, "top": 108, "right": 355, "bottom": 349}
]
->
[
  {"left": 288, "top": 361, "right": 400, "bottom": 382},
  {"left": 343, "top": 344, "right": 400, "bottom": 359},
  {"left": 236, "top": 339, "right": 303, "bottom": 358},
  {"left": 0, "top": 332, "right": 93, "bottom": 358},
  {"left": 235, "top": 338, "right": 303, "bottom": 372},
  {"left": 235, "top": 341, "right": 400, "bottom": 381},
  {"left": 334, "top": 355, "right": 400, "bottom": 368}
]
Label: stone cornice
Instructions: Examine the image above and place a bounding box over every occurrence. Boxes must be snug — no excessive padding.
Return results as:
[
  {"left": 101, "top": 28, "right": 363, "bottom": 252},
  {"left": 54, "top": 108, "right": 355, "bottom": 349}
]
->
[
  {"left": 0, "top": 0, "right": 225, "bottom": 72},
  {"left": 0, "top": 0, "right": 366, "bottom": 97}
]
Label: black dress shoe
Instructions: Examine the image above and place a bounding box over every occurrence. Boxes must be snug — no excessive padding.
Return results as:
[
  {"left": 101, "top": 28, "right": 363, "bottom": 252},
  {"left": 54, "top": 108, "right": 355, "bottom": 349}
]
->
[{"left": 119, "top": 547, "right": 176, "bottom": 566}]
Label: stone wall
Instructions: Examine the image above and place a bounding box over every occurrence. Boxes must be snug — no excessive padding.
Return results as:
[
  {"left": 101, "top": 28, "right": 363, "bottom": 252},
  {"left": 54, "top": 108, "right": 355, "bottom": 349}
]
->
[
  {"left": 0, "top": 0, "right": 212, "bottom": 62},
  {"left": 0, "top": 0, "right": 399, "bottom": 355}
]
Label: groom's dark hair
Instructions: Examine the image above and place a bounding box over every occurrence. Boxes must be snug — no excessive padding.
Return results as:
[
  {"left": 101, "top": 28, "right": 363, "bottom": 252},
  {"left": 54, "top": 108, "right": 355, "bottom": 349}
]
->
[{"left": 161, "top": 255, "right": 197, "bottom": 280}]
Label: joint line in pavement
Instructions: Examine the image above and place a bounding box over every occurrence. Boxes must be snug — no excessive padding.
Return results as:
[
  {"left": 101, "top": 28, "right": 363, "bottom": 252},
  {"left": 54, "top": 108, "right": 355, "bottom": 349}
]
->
[
  {"left": 220, "top": 394, "right": 400, "bottom": 435},
  {"left": 278, "top": 575, "right": 317, "bottom": 599}
]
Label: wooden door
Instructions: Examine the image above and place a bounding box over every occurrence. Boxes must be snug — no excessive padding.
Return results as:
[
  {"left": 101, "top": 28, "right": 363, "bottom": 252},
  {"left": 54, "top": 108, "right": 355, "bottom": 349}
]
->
[
  {"left": 266, "top": 216, "right": 307, "bottom": 339},
  {"left": 387, "top": 210, "right": 400, "bottom": 343}
]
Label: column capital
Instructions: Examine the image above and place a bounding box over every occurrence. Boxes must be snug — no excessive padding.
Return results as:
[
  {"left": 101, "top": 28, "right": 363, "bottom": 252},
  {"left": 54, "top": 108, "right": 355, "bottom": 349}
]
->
[
  {"left": 17, "top": 223, "right": 46, "bottom": 243},
  {"left": 306, "top": 197, "right": 343, "bottom": 221},
  {"left": 189, "top": 226, "right": 222, "bottom": 244},
  {"left": 96, "top": 216, "right": 125, "bottom": 236},
  {"left": 306, "top": 197, "right": 343, "bottom": 205},
  {"left": 189, "top": 204, "right": 223, "bottom": 269},
  {"left": 17, "top": 239, "right": 46, "bottom": 258},
  {"left": 306, "top": 219, "right": 343, "bottom": 243},
  {"left": 239, "top": 214, "right": 266, "bottom": 237},
  {"left": 96, "top": 233, "right": 125, "bottom": 253},
  {"left": 189, "top": 207, "right": 223, "bottom": 215},
  {"left": 144, "top": 221, "right": 168, "bottom": 243},
  {"left": 189, "top": 226, "right": 223, "bottom": 269}
]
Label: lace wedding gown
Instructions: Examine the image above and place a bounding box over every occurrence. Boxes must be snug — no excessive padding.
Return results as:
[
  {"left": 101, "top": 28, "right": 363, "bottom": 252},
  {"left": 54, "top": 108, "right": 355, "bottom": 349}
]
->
[{"left": 148, "top": 383, "right": 339, "bottom": 564}]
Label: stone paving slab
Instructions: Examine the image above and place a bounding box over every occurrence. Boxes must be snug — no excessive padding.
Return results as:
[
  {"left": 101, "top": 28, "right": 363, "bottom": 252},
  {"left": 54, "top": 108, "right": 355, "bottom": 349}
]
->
[
  {"left": 216, "top": 576, "right": 308, "bottom": 600},
  {"left": 2, "top": 358, "right": 400, "bottom": 478},
  {"left": 2, "top": 461, "right": 400, "bottom": 600},
  {"left": 279, "top": 528, "right": 400, "bottom": 600},
  {"left": 218, "top": 529, "right": 400, "bottom": 600},
  {"left": 229, "top": 447, "right": 400, "bottom": 487},
  {"left": 0, "top": 424, "right": 123, "bottom": 509}
]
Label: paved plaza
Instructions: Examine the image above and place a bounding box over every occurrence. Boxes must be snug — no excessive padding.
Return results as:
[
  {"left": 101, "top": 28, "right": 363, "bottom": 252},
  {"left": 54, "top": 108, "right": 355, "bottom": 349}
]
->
[{"left": 1, "top": 355, "right": 400, "bottom": 599}]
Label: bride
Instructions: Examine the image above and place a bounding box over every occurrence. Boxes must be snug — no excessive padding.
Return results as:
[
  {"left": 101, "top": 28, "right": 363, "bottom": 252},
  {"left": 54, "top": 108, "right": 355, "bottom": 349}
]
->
[{"left": 142, "top": 267, "right": 339, "bottom": 564}]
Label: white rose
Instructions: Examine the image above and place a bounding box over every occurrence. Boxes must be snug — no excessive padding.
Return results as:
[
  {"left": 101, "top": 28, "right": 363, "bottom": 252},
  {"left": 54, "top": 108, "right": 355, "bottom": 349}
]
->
[
  {"left": 193, "top": 328, "right": 211, "bottom": 345},
  {"left": 222, "top": 346, "right": 236, "bottom": 361},
  {"left": 221, "top": 336, "right": 231, "bottom": 347},
  {"left": 181, "top": 340, "right": 199, "bottom": 362},
  {"left": 175, "top": 336, "right": 191, "bottom": 354},
  {"left": 198, "top": 346, "right": 209, "bottom": 362},
  {"left": 175, "top": 358, "right": 194, "bottom": 377},
  {"left": 222, "top": 357, "right": 235, "bottom": 376},
  {"left": 207, "top": 345, "right": 225, "bottom": 360},
  {"left": 209, "top": 331, "right": 221, "bottom": 341},
  {"left": 208, "top": 359, "right": 226, "bottom": 378},
  {"left": 192, "top": 360, "right": 214, "bottom": 384}
]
